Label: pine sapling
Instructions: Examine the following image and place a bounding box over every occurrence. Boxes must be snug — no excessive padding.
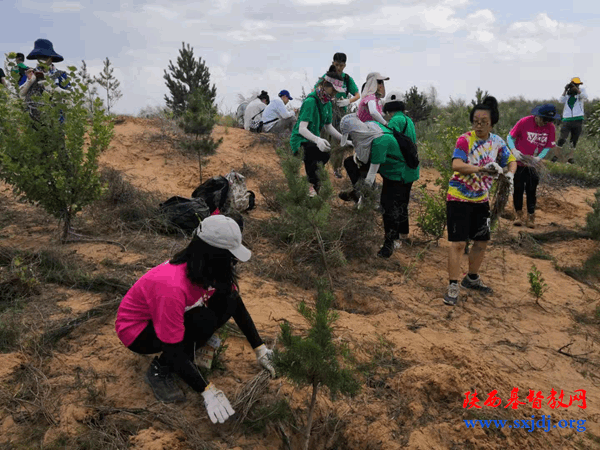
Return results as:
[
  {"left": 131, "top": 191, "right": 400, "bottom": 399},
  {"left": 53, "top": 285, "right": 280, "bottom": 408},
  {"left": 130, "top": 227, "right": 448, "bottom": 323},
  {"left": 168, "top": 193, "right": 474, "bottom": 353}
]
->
[
  {"left": 528, "top": 264, "right": 549, "bottom": 307},
  {"left": 273, "top": 282, "right": 360, "bottom": 450}
]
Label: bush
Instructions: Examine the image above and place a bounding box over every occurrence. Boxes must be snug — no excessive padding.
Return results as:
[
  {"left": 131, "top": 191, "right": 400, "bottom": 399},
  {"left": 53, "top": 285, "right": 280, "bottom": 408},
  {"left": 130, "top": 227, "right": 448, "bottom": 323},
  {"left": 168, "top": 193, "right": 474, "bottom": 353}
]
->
[{"left": 415, "top": 187, "right": 447, "bottom": 240}]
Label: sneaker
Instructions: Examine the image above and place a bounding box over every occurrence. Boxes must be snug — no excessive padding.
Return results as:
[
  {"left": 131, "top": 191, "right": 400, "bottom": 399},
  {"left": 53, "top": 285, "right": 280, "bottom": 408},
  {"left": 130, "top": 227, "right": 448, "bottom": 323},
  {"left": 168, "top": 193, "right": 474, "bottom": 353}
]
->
[
  {"left": 526, "top": 213, "right": 536, "bottom": 229},
  {"left": 377, "top": 239, "right": 394, "bottom": 258},
  {"left": 461, "top": 275, "right": 493, "bottom": 294},
  {"left": 393, "top": 240, "right": 402, "bottom": 250},
  {"left": 308, "top": 186, "right": 318, "bottom": 198},
  {"left": 443, "top": 283, "right": 460, "bottom": 306},
  {"left": 513, "top": 210, "right": 524, "bottom": 227},
  {"left": 144, "top": 357, "right": 186, "bottom": 403},
  {"left": 334, "top": 169, "right": 343, "bottom": 179}
]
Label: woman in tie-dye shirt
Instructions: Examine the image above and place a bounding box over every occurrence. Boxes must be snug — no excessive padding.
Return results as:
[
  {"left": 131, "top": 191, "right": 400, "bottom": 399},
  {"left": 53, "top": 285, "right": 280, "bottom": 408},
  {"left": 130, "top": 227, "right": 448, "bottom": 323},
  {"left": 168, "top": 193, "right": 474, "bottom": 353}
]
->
[{"left": 443, "top": 96, "right": 517, "bottom": 307}]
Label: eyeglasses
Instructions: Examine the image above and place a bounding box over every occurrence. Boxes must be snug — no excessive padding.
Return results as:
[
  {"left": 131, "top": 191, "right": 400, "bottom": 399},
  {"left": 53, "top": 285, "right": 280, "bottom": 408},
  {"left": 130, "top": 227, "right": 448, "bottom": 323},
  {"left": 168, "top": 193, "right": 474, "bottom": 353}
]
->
[
  {"left": 542, "top": 117, "right": 553, "bottom": 123},
  {"left": 377, "top": 80, "right": 384, "bottom": 85},
  {"left": 473, "top": 120, "right": 490, "bottom": 127}
]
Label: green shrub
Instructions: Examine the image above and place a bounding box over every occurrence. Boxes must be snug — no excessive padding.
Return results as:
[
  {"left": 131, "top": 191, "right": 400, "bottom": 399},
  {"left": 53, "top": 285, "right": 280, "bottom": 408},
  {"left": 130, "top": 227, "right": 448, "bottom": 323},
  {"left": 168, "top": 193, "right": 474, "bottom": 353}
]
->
[
  {"left": 416, "top": 187, "right": 447, "bottom": 240},
  {"left": 586, "top": 189, "right": 600, "bottom": 240}
]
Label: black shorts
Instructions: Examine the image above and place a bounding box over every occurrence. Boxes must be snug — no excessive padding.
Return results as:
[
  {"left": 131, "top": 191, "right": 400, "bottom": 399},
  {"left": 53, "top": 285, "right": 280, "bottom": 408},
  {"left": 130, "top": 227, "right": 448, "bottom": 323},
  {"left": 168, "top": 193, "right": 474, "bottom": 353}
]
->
[{"left": 447, "top": 201, "right": 491, "bottom": 242}]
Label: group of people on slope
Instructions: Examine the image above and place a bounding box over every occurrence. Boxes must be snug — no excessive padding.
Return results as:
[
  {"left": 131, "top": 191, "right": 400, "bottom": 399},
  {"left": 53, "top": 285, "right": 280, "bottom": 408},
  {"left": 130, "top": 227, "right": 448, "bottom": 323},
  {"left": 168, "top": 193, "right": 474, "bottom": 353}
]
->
[
  {"left": 242, "top": 89, "right": 296, "bottom": 134},
  {"left": 99, "top": 53, "right": 586, "bottom": 426}
]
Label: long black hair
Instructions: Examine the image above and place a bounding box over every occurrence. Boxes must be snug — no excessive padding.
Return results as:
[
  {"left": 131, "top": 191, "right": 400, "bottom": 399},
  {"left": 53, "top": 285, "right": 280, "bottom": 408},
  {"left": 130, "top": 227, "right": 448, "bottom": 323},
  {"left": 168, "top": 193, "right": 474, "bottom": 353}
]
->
[
  {"left": 469, "top": 95, "right": 499, "bottom": 126},
  {"left": 170, "top": 236, "right": 238, "bottom": 294}
]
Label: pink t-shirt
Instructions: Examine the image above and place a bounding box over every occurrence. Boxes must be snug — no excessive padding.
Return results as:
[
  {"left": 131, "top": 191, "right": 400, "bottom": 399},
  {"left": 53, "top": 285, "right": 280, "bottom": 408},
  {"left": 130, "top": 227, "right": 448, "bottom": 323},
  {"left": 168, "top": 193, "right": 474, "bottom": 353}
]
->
[
  {"left": 115, "top": 261, "right": 215, "bottom": 347},
  {"left": 357, "top": 94, "right": 383, "bottom": 122},
  {"left": 509, "top": 115, "right": 556, "bottom": 163}
]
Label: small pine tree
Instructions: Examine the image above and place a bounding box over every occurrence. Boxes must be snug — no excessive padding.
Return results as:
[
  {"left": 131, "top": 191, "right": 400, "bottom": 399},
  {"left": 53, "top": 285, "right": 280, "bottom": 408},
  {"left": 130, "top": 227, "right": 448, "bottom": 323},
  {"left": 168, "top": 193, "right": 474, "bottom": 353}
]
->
[
  {"left": 404, "top": 86, "right": 432, "bottom": 122},
  {"left": 78, "top": 60, "right": 99, "bottom": 114},
  {"left": 0, "top": 65, "right": 114, "bottom": 242},
  {"left": 471, "top": 87, "right": 489, "bottom": 107},
  {"left": 276, "top": 148, "right": 341, "bottom": 286},
  {"left": 273, "top": 282, "right": 360, "bottom": 450},
  {"left": 94, "top": 57, "right": 122, "bottom": 115},
  {"left": 164, "top": 42, "right": 217, "bottom": 117},
  {"left": 179, "top": 89, "right": 223, "bottom": 183}
]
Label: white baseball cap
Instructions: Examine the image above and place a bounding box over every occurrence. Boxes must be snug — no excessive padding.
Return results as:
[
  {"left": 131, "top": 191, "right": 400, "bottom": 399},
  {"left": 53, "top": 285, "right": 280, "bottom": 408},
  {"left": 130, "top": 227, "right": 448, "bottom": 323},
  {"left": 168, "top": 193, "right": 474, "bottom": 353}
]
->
[{"left": 195, "top": 215, "right": 251, "bottom": 262}]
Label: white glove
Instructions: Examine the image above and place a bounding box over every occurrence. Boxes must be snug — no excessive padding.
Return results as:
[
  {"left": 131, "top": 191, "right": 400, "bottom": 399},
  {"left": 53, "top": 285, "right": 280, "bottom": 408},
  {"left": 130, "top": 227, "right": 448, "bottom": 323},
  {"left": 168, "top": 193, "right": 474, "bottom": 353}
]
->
[
  {"left": 483, "top": 162, "right": 503, "bottom": 177},
  {"left": 512, "top": 149, "right": 524, "bottom": 161},
  {"left": 316, "top": 138, "right": 331, "bottom": 152},
  {"left": 336, "top": 98, "right": 350, "bottom": 108},
  {"left": 255, "top": 344, "right": 276, "bottom": 378},
  {"left": 365, "top": 173, "right": 376, "bottom": 186},
  {"left": 201, "top": 383, "right": 235, "bottom": 424},
  {"left": 533, "top": 156, "right": 542, "bottom": 162}
]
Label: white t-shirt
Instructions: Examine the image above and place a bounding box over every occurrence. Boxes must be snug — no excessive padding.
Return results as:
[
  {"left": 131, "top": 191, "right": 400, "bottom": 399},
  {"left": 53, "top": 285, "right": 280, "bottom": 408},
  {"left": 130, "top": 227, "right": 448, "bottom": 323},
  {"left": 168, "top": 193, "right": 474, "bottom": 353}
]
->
[
  {"left": 261, "top": 97, "right": 294, "bottom": 132},
  {"left": 243, "top": 98, "right": 266, "bottom": 130}
]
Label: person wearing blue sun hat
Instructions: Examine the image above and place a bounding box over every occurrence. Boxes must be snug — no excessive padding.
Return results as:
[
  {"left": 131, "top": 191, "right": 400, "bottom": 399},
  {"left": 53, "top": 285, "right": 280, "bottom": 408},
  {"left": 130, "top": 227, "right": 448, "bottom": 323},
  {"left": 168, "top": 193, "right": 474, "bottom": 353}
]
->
[{"left": 20, "top": 39, "right": 70, "bottom": 120}]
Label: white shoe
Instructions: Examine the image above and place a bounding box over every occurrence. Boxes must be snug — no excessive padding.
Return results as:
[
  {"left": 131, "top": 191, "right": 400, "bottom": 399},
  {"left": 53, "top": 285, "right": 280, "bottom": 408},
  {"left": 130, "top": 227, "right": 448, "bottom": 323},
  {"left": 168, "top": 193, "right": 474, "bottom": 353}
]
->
[
  {"left": 394, "top": 241, "right": 402, "bottom": 249},
  {"left": 308, "top": 186, "right": 318, "bottom": 197}
]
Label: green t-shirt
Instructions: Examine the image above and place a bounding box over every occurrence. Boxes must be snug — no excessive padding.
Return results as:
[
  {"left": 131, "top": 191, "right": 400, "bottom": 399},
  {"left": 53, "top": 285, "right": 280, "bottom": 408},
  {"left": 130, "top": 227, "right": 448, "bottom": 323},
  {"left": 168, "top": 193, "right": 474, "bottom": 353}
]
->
[
  {"left": 289, "top": 92, "right": 333, "bottom": 154},
  {"left": 370, "top": 118, "right": 420, "bottom": 183},
  {"left": 313, "top": 73, "right": 359, "bottom": 100}
]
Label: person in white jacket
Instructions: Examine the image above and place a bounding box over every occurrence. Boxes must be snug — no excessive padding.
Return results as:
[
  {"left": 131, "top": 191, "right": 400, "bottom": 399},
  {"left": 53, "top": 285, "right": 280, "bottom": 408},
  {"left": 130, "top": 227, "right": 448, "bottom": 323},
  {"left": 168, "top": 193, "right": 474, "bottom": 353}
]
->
[
  {"left": 243, "top": 90, "right": 269, "bottom": 131},
  {"left": 555, "top": 77, "right": 587, "bottom": 164},
  {"left": 262, "top": 89, "right": 296, "bottom": 134}
]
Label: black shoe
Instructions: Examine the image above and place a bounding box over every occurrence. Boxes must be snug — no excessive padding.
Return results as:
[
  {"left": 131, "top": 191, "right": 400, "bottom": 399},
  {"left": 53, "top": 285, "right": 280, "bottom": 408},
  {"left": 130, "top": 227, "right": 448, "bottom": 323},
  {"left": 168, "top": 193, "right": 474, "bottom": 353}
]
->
[
  {"left": 551, "top": 156, "right": 558, "bottom": 163},
  {"left": 460, "top": 275, "right": 493, "bottom": 294},
  {"left": 567, "top": 158, "right": 575, "bottom": 165},
  {"left": 377, "top": 239, "right": 394, "bottom": 258},
  {"left": 144, "top": 357, "right": 186, "bottom": 403}
]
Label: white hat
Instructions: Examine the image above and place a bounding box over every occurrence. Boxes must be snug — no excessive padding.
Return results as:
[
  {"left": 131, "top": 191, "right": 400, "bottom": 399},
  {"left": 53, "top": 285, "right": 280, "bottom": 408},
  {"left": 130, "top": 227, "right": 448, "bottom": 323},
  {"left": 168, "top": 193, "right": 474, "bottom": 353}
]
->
[
  {"left": 195, "top": 215, "right": 251, "bottom": 262},
  {"left": 385, "top": 91, "right": 403, "bottom": 103},
  {"left": 367, "top": 72, "right": 390, "bottom": 81}
]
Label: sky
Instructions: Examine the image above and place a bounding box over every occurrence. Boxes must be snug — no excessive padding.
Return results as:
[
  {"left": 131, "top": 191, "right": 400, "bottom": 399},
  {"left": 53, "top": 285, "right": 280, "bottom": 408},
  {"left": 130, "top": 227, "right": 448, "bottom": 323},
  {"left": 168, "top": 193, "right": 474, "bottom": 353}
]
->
[{"left": 3, "top": 0, "right": 599, "bottom": 116}]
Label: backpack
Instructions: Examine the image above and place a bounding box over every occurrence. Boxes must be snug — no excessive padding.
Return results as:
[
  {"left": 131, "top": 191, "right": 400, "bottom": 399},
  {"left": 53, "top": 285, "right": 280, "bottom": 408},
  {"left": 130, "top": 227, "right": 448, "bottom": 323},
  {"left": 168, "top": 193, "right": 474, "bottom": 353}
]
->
[
  {"left": 384, "top": 120, "right": 419, "bottom": 169},
  {"left": 158, "top": 196, "right": 211, "bottom": 233},
  {"left": 191, "top": 176, "right": 230, "bottom": 212},
  {"left": 225, "top": 170, "right": 256, "bottom": 212}
]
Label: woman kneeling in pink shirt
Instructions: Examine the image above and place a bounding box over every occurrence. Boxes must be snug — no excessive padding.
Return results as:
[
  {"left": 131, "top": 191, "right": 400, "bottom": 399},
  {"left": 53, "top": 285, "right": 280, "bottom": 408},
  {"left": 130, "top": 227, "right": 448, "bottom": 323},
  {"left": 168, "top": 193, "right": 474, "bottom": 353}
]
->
[{"left": 115, "top": 215, "right": 274, "bottom": 424}]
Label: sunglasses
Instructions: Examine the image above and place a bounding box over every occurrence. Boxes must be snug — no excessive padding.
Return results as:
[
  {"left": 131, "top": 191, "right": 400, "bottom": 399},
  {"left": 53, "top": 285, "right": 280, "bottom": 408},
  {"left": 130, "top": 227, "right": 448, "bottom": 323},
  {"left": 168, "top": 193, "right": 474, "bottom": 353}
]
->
[
  {"left": 377, "top": 80, "right": 384, "bottom": 85},
  {"left": 542, "top": 117, "right": 554, "bottom": 123}
]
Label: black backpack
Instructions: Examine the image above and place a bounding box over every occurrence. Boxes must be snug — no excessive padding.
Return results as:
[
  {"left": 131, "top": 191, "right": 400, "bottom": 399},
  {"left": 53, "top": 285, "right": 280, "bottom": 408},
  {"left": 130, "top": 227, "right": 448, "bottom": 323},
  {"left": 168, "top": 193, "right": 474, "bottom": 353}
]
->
[
  {"left": 158, "top": 196, "right": 211, "bottom": 233},
  {"left": 384, "top": 120, "right": 419, "bottom": 169},
  {"left": 191, "top": 176, "right": 230, "bottom": 212}
]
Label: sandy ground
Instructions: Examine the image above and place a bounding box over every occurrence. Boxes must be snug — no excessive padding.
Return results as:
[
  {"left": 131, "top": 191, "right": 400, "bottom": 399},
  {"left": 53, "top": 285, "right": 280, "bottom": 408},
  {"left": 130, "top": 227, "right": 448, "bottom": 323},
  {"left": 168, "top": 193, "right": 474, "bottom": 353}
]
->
[{"left": 1, "top": 117, "right": 599, "bottom": 449}]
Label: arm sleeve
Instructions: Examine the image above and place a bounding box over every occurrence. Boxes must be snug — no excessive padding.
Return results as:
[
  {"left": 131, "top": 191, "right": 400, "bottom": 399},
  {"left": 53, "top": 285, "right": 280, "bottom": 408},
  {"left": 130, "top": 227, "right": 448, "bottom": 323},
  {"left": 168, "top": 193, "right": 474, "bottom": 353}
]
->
[
  {"left": 324, "top": 123, "right": 342, "bottom": 142},
  {"left": 160, "top": 341, "right": 208, "bottom": 392},
  {"left": 299, "top": 121, "right": 319, "bottom": 143},
  {"left": 347, "top": 76, "right": 359, "bottom": 95},
  {"left": 559, "top": 95, "right": 567, "bottom": 103},
  {"left": 231, "top": 294, "right": 263, "bottom": 349},
  {"left": 277, "top": 100, "right": 294, "bottom": 119},
  {"left": 506, "top": 134, "right": 516, "bottom": 150},
  {"left": 19, "top": 77, "right": 35, "bottom": 97},
  {"left": 579, "top": 87, "right": 588, "bottom": 100},
  {"left": 365, "top": 163, "right": 380, "bottom": 184},
  {"left": 368, "top": 100, "right": 387, "bottom": 125},
  {"left": 538, "top": 147, "right": 551, "bottom": 159}
]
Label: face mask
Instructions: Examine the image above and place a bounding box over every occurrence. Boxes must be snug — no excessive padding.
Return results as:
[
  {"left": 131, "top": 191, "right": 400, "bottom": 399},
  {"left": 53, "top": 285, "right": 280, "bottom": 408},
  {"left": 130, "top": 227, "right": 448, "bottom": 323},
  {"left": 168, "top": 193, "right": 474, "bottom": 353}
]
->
[{"left": 317, "top": 87, "right": 333, "bottom": 104}]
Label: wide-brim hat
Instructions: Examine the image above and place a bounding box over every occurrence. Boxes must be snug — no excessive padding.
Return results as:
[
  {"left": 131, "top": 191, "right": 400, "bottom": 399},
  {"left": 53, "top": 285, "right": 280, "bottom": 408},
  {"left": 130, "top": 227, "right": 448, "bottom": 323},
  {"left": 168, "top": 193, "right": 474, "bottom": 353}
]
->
[
  {"left": 367, "top": 72, "right": 390, "bottom": 82},
  {"left": 531, "top": 104, "right": 561, "bottom": 120},
  {"left": 27, "top": 39, "right": 63, "bottom": 63}
]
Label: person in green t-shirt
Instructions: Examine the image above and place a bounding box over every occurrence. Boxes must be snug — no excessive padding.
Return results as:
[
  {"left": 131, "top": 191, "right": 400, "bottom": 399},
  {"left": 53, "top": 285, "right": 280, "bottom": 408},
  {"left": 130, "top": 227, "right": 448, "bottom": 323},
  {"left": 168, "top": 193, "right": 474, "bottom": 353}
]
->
[
  {"left": 314, "top": 53, "right": 360, "bottom": 112},
  {"left": 371, "top": 92, "right": 420, "bottom": 258},
  {"left": 290, "top": 67, "right": 351, "bottom": 196}
]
